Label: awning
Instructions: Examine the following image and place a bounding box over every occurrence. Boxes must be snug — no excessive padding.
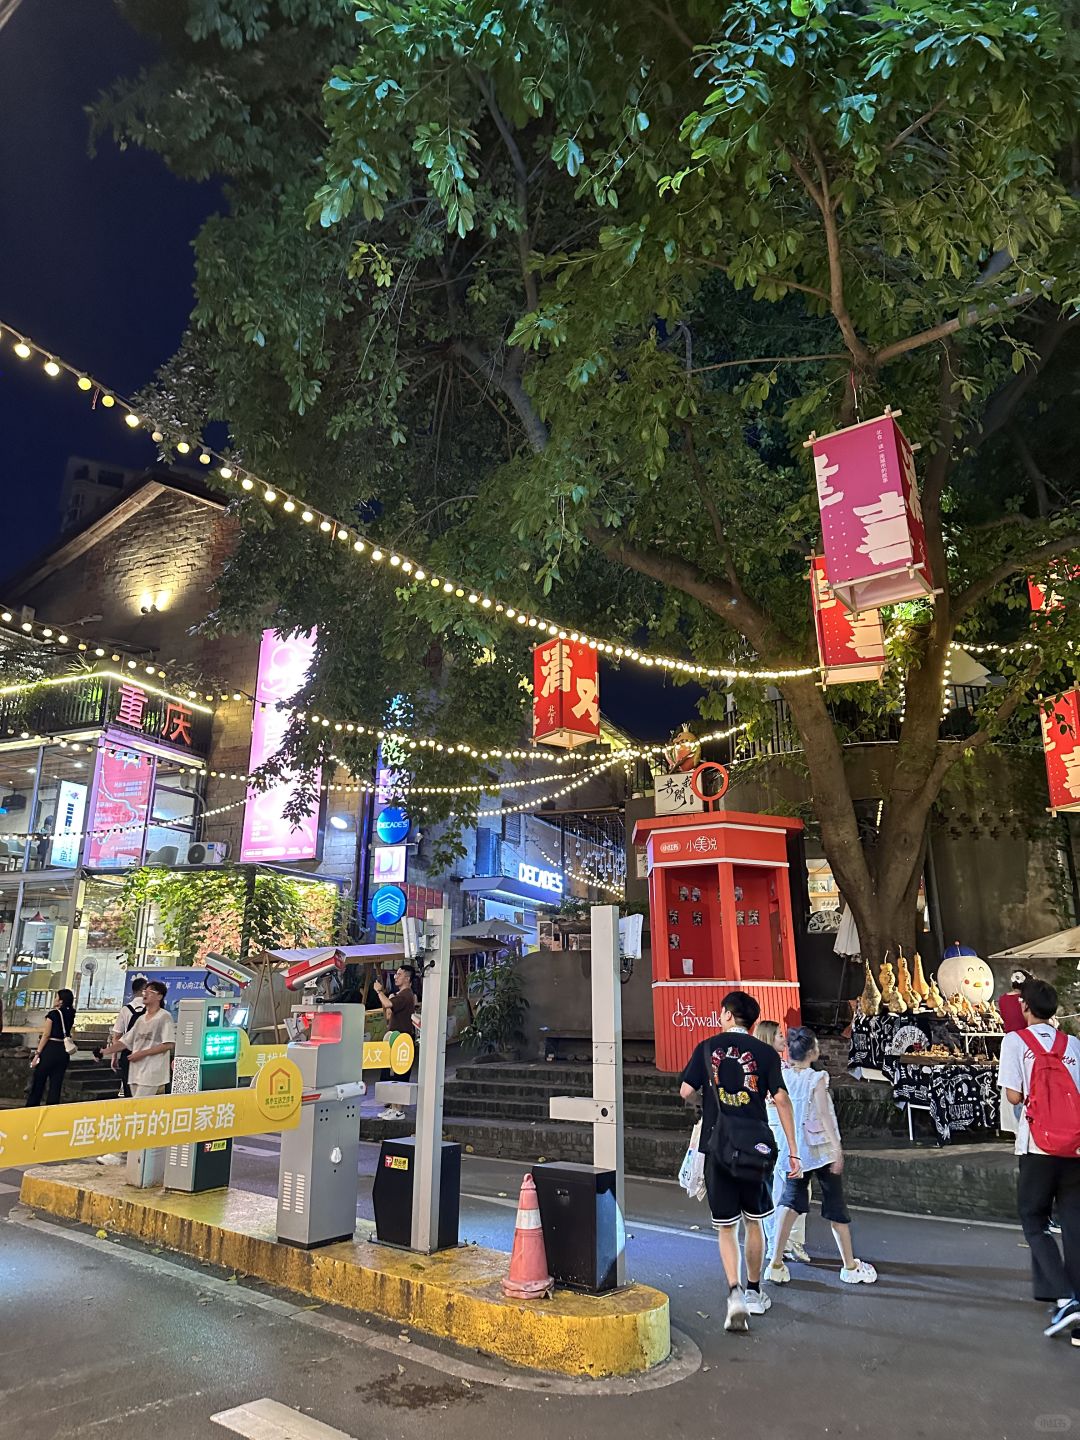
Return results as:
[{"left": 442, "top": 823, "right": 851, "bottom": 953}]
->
[{"left": 990, "top": 926, "right": 1080, "bottom": 964}]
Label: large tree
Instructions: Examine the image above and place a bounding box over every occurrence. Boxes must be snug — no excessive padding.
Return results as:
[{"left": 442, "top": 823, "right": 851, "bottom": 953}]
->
[{"left": 95, "top": 0, "right": 1080, "bottom": 956}]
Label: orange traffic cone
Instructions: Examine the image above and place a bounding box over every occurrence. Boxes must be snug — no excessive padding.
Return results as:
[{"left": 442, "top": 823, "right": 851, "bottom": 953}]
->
[{"left": 501, "top": 1173, "right": 553, "bottom": 1299}]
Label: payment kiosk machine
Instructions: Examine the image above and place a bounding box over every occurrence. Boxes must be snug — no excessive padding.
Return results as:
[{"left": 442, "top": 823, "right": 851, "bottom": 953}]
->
[
  {"left": 277, "top": 1002, "right": 366, "bottom": 1248},
  {"left": 164, "top": 997, "right": 240, "bottom": 1193}
]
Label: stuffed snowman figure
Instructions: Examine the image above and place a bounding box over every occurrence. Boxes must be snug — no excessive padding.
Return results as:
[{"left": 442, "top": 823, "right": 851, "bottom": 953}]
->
[{"left": 936, "top": 946, "right": 996, "bottom": 1006}]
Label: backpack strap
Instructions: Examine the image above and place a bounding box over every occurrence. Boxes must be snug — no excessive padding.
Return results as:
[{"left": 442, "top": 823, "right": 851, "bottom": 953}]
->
[
  {"left": 1018, "top": 1027, "right": 1043, "bottom": 1057},
  {"left": 1049, "top": 1028, "right": 1068, "bottom": 1059},
  {"left": 1019, "top": 1025, "right": 1066, "bottom": 1059}
]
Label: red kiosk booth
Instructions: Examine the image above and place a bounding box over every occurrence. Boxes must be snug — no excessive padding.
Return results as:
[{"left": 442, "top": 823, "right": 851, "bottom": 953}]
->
[{"left": 632, "top": 808, "right": 804, "bottom": 1073}]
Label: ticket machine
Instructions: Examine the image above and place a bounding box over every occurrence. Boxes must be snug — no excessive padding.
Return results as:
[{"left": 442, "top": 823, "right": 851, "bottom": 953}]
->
[
  {"left": 277, "top": 1003, "right": 366, "bottom": 1248},
  {"left": 163, "top": 997, "right": 240, "bottom": 1193}
]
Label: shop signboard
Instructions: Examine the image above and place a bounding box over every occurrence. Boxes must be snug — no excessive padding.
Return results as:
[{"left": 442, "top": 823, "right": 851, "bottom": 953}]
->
[
  {"left": 240, "top": 629, "right": 321, "bottom": 862},
  {"left": 810, "top": 555, "right": 887, "bottom": 684},
  {"left": 532, "top": 639, "right": 601, "bottom": 749},
  {"left": 372, "top": 843, "right": 407, "bottom": 885},
  {"left": 810, "top": 411, "right": 934, "bottom": 612},
  {"left": 86, "top": 747, "right": 154, "bottom": 869},
  {"left": 48, "top": 779, "right": 87, "bottom": 868},
  {"left": 371, "top": 884, "right": 408, "bottom": 925},
  {"left": 122, "top": 968, "right": 213, "bottom": 1016},
  {"left": 514, "top": 861, "right": 565, "bottom": 904},
  {"left": 1040, "top": 689, "right": 1080, "bottom": 814}
]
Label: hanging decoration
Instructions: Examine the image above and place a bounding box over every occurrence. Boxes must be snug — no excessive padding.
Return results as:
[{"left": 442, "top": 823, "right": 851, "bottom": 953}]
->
[
  {"left": 532, "top": 638, "right": 601, "bottom": 749},
  {"left": 1040, "top": 690, "right": 1080, "bottom": 814},
  {"left": 1027, "top": 563, "right": 1080, "bottom": 614},
  {"left": 809, "top": 556, "right": 887, "bottom": 684},
  {"left": 808, "top": 408, "right": 934, "bottom": 613}
]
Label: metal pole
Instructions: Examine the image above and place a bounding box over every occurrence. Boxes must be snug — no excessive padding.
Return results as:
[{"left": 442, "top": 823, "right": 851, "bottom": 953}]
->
[
  {"left": 591, "top": 903, "right": 625, "bottom": 1285},
  {"left": 410, "top": 904, "right": 451, "bottom": 1253}
]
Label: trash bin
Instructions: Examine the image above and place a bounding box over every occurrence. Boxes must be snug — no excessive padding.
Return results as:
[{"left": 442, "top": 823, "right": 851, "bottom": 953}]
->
[
  {"left": 532, "top": 1162, "right": 620, "bottom": 1293},
  {"left": 372, "top": 1136, "right": 461, "bottom": 1250}
]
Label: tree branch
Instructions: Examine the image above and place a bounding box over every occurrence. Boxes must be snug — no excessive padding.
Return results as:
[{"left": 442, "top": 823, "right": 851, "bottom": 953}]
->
[
  {"left": 873, "top": 284, "right": 1050, "bottom": 367},
  {"left": 924, "top": 659, "right": 1041, "bottom": 793},
  {"left": 952, "top": 532, "right": 1080, "bottom": 621},
  {"left": 919, "top": 344, "right": 958, "bottom": 616},
  {"left": 470, "top": 72, "right": 539, "bottom": 313},
  {"left": 643, "top": 1, "right": 696, "bottom": 51},
  {"left": 452, "top": 340, "right": 549, "bottom": 453},
  {"left": 972, "top": 313, "right": 1078, "bottom": 449},
  {"left": 689, "top": 351, "right": 845, "bottom": 375},
  {"left": 884, "top": 98, "right": 947, "bottom": 152}
]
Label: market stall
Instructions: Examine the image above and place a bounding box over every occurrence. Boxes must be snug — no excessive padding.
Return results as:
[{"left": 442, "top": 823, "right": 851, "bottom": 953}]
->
[{"left": 848, "top": 952, "right": 1004, "bottom": 1143}]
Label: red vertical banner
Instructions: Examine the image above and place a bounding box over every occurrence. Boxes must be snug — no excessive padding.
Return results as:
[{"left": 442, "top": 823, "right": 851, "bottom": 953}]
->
[
  {"left": 532, "top": 639, "right": 600, "bottom": 749},
  {"left": 1028, "top": 564, "right": 1080, "bottom": 614},
  {"left": 1040, "top": 690, "right": 1080, "bottom": 813},
  {"left": 811, "top": 411, "right": 934, "bottom": 612},
  {"left": 86, "top": 746, "right": 155, "bottom": 868},
  {"left": 810, "top": 556, "right": 887, "bottom": 684}
]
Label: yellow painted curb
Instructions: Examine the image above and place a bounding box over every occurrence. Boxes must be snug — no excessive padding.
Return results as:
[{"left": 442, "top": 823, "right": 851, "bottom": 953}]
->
[{"left": 20, "top": 1165, "right": 670, "bottom": 1379}]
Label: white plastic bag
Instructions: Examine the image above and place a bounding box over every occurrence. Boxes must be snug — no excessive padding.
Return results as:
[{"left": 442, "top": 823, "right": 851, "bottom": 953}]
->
[{"left": 678, "top": 1119, "right": 707, "bottom": 1201}]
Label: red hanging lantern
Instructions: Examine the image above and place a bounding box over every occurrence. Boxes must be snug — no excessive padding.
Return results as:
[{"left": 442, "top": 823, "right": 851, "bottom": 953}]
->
[
  {"left": 1040, "top": 689, "right": 1080, "bottom": 814},
  {"left": 532, "top": 639, "right": 600, "bottom": 749},
  {"left": 1028, "top": 563, "right": 1080, "bottom": 614},
  {"left": 809, "top": 409, "right": 934, "bottom": 613},
  {"left": 810, "top": 556, "right": 887, "bottom": 684}
]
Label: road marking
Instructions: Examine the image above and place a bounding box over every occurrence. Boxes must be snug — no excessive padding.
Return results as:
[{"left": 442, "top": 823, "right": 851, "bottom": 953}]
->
[
  {"left": 460, "top": 1190, "right": 716, "bottom": 1242},
  {"left": 0, "top": 1181, "right": 19, "bottom": 1195},
  {"left": 212, "top": 1398, "right": 356, "bottom": 1440},
  {"left": 7, "top": 1206, "right": 701, "bottom": 1394}
]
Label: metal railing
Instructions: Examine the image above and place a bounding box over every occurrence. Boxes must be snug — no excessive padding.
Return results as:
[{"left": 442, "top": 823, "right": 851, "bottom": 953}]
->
[{"left": 0, "top": 675, "right": 211, "bottom": 753}]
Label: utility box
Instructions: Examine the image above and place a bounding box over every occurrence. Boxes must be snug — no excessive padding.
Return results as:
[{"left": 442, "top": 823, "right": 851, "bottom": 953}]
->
[
  {"left": 372, "top": 1137, "right": 461, "bottom": 1251},
  {"left": 164, "top": 998, "right": 240, "bottom": 1194},
  {"left": 533, "top": 1162, "right": 620, "bottom": 1293},
  {"left": 277, "top": 1004, "right": 365, "bottom": 1249}
]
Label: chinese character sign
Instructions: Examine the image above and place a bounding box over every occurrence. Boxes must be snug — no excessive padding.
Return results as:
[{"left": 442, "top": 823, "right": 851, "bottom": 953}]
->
[
  {"left": 1041, "top": 690, "right": 1080, "bottom": 813},
  {"left": 810, "top": 556, "right": 887, "bottom": 685},
  {"left": 811, "top": 412, "right": 934, "bottom": 612},
  {"left": 653, "top": 771, "right": 705, "bottom": 817},
  {"left": 532, "top": 639, "right": 600, "bottom": 749},
  {"left": 86, "top": 747, "right": 154, "bottom": 868},
  {"left": 1028, "top": 564, "right": 1080, "bottom": 615},
  {"left": 240, "top": 629, "right": 321, "bottom": 862}
]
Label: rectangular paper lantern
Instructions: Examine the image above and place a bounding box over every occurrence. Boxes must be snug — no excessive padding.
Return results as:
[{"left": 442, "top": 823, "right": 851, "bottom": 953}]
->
[
  {"left": 1040, "top": 690, "right": 1080, "bottom": 814},
  {"left": 810, "top": 555, "right": 887, "bottom": 684},
  {"left": 811, "top": 410, "right": 934, "bottom": 612},
  {"left": 532, "top": 638, "right": 600, "bottom": 749}
]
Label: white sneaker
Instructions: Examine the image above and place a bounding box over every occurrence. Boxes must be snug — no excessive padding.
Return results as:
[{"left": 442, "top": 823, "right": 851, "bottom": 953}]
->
[
  {"left": 840, "top": 1260, "right": 878, "bottom": 1285},
  {"left": 766, "top": 1260, "right": 791, "bottom": 1284},
  {"left": 744, "top": 1287, "right": 771, "bottom": 1316},
  {"left": 724, "top": 1289, "right": 749, "bottom": 1333},
  {"left": 95, "top": 1154, "right": 124, "bottom": 1166},
  {"left": 785, "top": 1241, "right": 811, "bottom": 1263},
  {"left": 376, "top": 1107, "right": 405, "bottom": 1121}
]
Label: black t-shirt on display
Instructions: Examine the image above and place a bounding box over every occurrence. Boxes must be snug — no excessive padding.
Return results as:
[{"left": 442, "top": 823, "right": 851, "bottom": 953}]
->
[{"left": 680, "top": 1030, "right": 785, "bottom": 1153}]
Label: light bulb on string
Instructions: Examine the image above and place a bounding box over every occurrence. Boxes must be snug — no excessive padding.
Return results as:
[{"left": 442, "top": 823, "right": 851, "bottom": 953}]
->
[
  {"left": 43, "top": 359, "right": 60, "bottom": 377},
  {"left": 14, "top": 341, "right": 31, "bottom": 359}
]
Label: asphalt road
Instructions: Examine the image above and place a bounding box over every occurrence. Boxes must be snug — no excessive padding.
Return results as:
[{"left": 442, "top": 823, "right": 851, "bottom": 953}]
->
[{"left": 1, "top": 1133, "right": 1078, "bottom": 1440}]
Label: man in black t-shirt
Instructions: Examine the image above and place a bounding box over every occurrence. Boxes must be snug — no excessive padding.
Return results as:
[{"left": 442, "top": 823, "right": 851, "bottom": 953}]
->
[{"left": 680, "top": 990, "right": 801, "bottom": 1333}]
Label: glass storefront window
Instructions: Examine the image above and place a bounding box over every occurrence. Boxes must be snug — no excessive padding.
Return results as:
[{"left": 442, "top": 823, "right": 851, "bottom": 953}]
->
[
  {"left": 33, "top": 746, "right": 93, "bottom": 870},
  {"left": 1, "top": 879, "right": 77, "bottom": 1028},
  {"left": 145, "top": 757, "right": 200, "bottom": 864},
  {"left": 0, "top": 749, "right": 41, "bottom": 872}
]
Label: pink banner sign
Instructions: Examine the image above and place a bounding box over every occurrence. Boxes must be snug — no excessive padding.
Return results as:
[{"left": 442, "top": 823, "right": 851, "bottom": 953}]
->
[
  {"left": 810, "top": 555, "right": 887, "bottom": 684},
  {"left": 86, "top": 746, "right": 154, "bottom": 868},
  {"left": 1041, "top": 690, "right": 1080, "bottom": 815},
  {"left": 811, "top": 412, "right": 933, "bottom": 612},
  {"left": 239, "top": 629, "right": 321, "bottom": 862}
]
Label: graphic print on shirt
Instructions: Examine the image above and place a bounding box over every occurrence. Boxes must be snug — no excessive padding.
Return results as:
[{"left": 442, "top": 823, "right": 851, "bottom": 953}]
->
[{"left": 710, "top": 1043, "right": 760, "bottom": 1108}]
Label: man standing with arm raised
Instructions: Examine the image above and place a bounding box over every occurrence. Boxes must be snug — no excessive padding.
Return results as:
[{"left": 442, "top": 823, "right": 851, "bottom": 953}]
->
[{"left": 679, "top": 990, "right": 801, "bottom": 1333}]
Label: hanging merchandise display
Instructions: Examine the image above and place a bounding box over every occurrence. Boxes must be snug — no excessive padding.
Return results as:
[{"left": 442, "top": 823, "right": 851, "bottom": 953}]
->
[
  {"left": 810, "top": 555, "right": 888, "bottom": 684},
  {"left": 532, "top": 638, "right": 601, "bottom": 749},
  {"left": 1040, "top": 689, "right": 1080, "bottom": 814},
  {"left": 808, "top": 409, "right": 934, "bottom": 613}
]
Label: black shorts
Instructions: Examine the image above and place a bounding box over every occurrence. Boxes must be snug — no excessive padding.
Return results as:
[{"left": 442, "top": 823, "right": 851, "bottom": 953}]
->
[
  {"left": 705, "top": 1156, "right": 774, "bottom": 1230},
  {"left": 780, "top": 1164, "right": 851, "bottom": 1225}
]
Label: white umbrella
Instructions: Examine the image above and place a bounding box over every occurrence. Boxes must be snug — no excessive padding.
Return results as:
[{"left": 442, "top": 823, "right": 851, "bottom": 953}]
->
[
  {"left": 452, "top": 919, "right": 529, "bottom": 939},
  {"left": 834, "top": 906, "right": 861, "bottom": 958}
]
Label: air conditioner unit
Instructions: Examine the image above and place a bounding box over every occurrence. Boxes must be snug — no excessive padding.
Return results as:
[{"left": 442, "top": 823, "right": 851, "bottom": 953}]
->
[{"left": 185, "top": 841, "right": 230, "bottom": 867}]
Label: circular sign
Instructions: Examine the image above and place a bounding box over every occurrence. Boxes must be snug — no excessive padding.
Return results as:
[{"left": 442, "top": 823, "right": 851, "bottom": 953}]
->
[
  {"left": 689, "top": 761, "right": 730, "bottom": 806},
  {"left": 371, "top": 884, "right": 407, "bottom": 925},
  {"left": 375, "top": 805, "right": 410, "bottom": 845}
]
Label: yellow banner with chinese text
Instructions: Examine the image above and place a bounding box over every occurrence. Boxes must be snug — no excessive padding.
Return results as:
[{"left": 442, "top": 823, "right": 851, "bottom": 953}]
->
[
  {"left": 1, "top": 1058, "right": 302, "bottom": 1168},
  {"left": 235, "top": 1029, "right": 413, "bottom": 1079}
]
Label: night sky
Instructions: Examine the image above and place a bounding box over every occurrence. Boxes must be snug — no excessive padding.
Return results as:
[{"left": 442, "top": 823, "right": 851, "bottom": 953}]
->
[
  {"left": 0, "top": 0, "right": 218, "bottom": 562},
  {"left": 0, "top": 1, "right": 692, "bottom": 739}
]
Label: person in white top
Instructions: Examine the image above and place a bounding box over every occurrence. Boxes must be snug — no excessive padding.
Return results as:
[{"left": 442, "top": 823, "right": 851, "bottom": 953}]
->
[
  {"left": 998, "top": 977, "right": 1080, "bottom": 1340},
  {"left": 756, "top": 1020, "right": 810, "bottom": 1265},
  {"left": 101, "top": 979, "right": 175, "bottom": 1095},
  {"left": 766, "top": 1027, "right": 877, "bottom": 1287}
]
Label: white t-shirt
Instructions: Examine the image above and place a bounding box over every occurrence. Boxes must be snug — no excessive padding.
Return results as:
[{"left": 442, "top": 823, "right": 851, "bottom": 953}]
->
[
  {"left": 998, "top": 1024, "right": 1080, "bottom": 1156},
  {"left": 124, "top": 1009, "right": 175, "bottom": 1090},
  {"left": 112, "top": 999, "right": 144, "bottom": 1040}
]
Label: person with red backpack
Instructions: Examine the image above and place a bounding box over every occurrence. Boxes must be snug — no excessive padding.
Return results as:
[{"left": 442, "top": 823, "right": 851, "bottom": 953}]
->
[{"left": 998, "top": 977, "right": 1080, "bottom": 1341}]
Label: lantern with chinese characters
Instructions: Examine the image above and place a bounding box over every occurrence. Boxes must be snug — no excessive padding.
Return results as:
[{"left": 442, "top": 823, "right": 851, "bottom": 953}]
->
[
  {"left": 1028, "top": 563, "right": 1080, "bottom": 614},
  {"left": 1040, "top": 689, "right": 1080, "bottom": 814},
  {"left": 809, "top": 410, "right": 934, "bottom": 613},
  {"left": 532, "top": 639, "right": 600, "bottom": 749},
  {"left": 810, "top": 555, "right": 887, "bottom": 684}
]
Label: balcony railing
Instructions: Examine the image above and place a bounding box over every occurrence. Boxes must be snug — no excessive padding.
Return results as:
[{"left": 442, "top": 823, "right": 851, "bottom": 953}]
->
[{"left": 0, "top": 674, "right": 212, "bottom": 754}]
